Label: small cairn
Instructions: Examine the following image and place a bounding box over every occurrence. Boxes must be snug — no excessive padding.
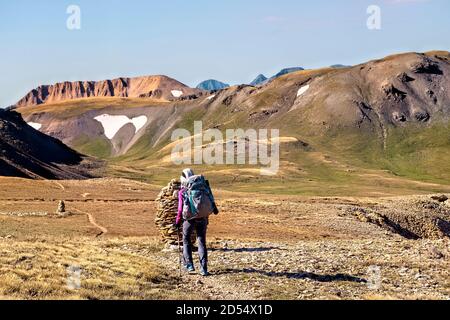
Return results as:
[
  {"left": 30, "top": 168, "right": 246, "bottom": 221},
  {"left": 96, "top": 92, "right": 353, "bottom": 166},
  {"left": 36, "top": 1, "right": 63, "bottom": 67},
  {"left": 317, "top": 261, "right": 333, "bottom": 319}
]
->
[
  {"left": 155, "top": 179, "right": 196, "bottom": 247},
  {"left": 56, "top": 200, "right": 66, "bottom": 215},
  {"left": 56, "top": 200, "right": 72, "bottom": 217}
]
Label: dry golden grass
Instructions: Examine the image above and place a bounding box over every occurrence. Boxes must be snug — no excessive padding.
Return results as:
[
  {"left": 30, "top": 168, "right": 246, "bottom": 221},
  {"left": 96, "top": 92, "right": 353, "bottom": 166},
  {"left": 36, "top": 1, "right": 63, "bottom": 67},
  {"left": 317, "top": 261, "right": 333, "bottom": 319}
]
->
[{"left": 0, "top": 237, "right": 201, "bottom": 300}]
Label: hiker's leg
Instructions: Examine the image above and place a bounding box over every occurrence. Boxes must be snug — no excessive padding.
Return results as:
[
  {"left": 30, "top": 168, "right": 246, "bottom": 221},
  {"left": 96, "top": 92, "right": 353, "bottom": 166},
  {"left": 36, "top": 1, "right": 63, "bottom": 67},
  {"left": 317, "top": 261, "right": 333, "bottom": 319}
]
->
[
  {"left": 182, "top": 220, "right": 194, "bottom": 267},
  {"left": 196, "top": 218, "right": 208, "bottom": 273}
]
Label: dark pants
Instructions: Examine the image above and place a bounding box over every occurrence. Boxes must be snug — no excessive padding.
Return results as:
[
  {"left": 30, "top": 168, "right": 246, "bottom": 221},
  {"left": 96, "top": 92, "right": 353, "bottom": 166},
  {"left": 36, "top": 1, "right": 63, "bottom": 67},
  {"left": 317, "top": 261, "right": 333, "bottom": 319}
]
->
[{"left": 183, "top": 218, "right": 208, "bottom": 272}]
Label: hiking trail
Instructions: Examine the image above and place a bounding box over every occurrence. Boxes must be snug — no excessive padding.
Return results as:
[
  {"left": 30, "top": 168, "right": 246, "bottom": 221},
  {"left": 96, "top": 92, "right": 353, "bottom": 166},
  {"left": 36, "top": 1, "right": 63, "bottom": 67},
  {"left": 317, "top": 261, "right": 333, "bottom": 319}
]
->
[
  {"left": 72, "top": 208, "right": 108, "bottom": 237},
  {"left": 52, "top": 181, "right": 65, "bottom": 191}
]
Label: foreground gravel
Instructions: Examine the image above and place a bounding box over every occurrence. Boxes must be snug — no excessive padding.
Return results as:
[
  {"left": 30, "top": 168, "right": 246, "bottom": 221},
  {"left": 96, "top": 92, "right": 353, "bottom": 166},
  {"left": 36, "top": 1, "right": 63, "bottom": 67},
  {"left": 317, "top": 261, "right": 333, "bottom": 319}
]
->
[{"left": 153, "top": 238, "right": 449, "bottom": 300}]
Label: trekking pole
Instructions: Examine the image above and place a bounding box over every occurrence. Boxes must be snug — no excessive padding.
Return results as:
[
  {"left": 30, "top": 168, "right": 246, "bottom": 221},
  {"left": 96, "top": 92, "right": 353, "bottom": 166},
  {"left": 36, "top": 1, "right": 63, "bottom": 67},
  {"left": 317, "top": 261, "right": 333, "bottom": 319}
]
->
[{"left": 176, "top": 225, "right": 183, "bottom": 279}]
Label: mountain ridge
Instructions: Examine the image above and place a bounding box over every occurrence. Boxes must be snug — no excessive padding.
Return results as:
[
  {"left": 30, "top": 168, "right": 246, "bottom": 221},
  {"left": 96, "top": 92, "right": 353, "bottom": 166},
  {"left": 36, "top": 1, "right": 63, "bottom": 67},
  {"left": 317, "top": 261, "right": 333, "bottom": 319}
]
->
[
  {"left": 16, "top": 75, "right": 203, "bottom": 108},
  {"left": 271, "top": 67, "right": 305, "bottom": 79}
]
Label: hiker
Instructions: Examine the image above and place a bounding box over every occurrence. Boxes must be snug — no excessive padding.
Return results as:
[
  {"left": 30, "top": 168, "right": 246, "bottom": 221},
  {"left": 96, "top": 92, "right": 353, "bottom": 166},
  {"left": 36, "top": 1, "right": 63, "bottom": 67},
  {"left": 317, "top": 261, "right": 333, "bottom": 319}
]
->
[{"left": 174, "top": 168, "right": 219, "bottom": 276}]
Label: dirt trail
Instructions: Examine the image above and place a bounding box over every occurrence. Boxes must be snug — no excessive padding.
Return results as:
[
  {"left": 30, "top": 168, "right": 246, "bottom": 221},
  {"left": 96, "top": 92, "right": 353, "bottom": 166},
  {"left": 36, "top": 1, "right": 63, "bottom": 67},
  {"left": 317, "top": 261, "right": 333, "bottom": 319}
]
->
[
  {"left": 72, "top": 208, "right": 108, "bottom": 236},
  {"left": 51, "top": 181, "right": 65, "bottom": 191},
  {"left": 48, "top": 180, "right": 107, "bottom": 236}
]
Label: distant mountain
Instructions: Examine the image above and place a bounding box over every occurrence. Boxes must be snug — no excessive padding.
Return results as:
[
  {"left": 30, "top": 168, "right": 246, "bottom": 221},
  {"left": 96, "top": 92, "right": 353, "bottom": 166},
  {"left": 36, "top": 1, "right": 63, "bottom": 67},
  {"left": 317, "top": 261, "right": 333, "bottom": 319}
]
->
[
  {"left": 15, "top": 75, "right": 202, "bottom": 107},
  {"left": 250, "top": 74, "right": 268, "bottom": 86},
  {"left": 196, "top": 79, "right": 230, "bottom": 91},
  {"left": 248, "top": 68, "right": 304, "bottom": 86},
  {"left": 330, "top": 64, "right": 351, "bottom": 69},
  {"left": 0, "top": 109, "right": 98, "bottom": 179},
  {"left": 271, "top": 67, "right": 304, "bottom": 79}
]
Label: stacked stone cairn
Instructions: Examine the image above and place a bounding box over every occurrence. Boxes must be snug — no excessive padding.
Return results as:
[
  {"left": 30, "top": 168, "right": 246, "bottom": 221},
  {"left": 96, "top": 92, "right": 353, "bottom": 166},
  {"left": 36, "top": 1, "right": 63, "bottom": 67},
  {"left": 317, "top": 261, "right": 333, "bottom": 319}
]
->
[
  {"left": 56, "top": 200, "right": 67, "bottom": 216},
  {"left": 155, "top": 179, "right": 196, "bottom": 246}
]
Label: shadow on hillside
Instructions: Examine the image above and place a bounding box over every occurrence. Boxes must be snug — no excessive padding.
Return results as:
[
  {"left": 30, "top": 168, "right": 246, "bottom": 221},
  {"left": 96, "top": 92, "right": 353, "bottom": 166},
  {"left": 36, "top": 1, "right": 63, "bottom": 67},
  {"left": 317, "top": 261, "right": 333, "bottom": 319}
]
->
[
  {"left": 214, "top": 268, "right": 367, "bottom": 283},
  {"left": 210, "top": 247, "right": 279, "bottom": 253}
]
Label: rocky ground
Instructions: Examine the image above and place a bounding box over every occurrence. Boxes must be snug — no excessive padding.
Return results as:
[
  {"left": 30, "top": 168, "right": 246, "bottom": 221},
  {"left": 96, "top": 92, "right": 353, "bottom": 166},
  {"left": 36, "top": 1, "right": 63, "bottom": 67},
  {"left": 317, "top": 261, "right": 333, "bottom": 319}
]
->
[{"left": 148, "top": 238, "right": 449, "bottom": 300}]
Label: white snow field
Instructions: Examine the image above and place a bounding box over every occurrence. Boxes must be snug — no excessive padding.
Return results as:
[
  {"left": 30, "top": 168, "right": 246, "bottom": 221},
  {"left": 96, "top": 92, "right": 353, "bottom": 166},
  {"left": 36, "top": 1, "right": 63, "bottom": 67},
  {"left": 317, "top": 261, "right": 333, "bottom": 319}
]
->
[
  {"left": 297, "top": 85, "right": 310, "bottom": 97},
  {"left": 130, "top": 116, "right": 147, "bottom": 132},
  {"left": 94, "top": 114, "right": 148, "bottom": 140},
  {"left": 171, "top": 90, "right": 183, "bottom": 98},
  {"left": 27, "top": 122, "right": 42, "bottom": 130},
  {"left": 206, "top": 95, "right": 216, "bottom": 100}
]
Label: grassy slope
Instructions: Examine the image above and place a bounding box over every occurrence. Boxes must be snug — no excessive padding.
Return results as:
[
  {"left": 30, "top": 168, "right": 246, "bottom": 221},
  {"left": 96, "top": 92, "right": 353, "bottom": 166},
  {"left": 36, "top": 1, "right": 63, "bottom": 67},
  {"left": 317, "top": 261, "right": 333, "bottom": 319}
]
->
[
  {"left": 0, "top": 237, "right": 201, "bottom": 300},
  {"left": 108, "top": 102, "right": 450, "bottom": 196},
  {"left": 71, "top": 135, "right": 112, "bottom": 159},
  {"left": 17, "top": 97, "right": 170, "bottom": 119},
  {"left": 384, "top": 122, "right": 450, "bottom": 182}
]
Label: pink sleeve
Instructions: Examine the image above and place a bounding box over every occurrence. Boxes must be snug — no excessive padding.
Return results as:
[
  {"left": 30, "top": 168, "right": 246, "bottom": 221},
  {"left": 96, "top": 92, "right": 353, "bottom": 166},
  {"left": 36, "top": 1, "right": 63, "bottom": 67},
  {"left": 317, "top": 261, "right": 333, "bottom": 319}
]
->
[{"left": 176, "top": 189, "right": 183, "bottom": 224}]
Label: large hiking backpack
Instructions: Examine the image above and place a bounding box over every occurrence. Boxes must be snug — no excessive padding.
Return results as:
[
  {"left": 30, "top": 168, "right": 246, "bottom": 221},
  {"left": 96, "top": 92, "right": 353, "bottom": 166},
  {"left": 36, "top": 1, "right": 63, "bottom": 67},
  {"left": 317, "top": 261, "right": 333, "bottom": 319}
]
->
[{"left": 182, "top": 175, "right": 215, "bottom": 221}]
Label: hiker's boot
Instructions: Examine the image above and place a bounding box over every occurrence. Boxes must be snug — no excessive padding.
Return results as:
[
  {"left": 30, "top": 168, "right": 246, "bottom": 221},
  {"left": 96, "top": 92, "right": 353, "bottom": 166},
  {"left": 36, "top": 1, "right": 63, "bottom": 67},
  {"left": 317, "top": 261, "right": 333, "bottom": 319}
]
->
[
  {"left": 185, "top": 264, "right": 195, "bottom": 273},
  {"left": 200, "top": 269, "right": 209, "bottom": 277}
]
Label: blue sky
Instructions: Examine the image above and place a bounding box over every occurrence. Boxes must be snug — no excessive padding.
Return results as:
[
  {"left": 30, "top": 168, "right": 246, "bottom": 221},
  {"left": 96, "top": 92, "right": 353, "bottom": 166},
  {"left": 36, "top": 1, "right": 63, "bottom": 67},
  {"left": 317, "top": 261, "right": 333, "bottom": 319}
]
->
[{"left": 0, "top": 0, "right": 449, "bottom": 107}]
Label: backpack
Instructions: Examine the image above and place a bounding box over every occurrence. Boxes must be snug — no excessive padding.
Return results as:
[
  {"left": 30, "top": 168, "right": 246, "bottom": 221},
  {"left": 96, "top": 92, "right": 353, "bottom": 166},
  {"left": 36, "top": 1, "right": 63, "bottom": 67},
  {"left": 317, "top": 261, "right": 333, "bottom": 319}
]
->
[{"left": 182, "top": 175, "right": 215, "bottom": 221}]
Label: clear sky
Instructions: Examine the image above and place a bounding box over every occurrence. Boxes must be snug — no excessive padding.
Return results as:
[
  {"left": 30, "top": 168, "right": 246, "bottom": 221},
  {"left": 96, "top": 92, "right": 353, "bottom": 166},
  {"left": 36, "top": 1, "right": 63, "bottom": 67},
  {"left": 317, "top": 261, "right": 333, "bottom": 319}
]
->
[{"left": 1, "top": 0, "right": 449, "bottom": 107}]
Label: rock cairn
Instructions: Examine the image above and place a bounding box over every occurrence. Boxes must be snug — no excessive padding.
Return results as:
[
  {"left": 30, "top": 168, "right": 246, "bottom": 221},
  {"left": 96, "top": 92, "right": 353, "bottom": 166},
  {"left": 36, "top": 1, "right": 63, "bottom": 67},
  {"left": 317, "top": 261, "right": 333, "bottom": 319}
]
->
[
  {"left": 57, "top": 200, "right": 66, "bottom": 215},
  {"left": 155, "top": 179, "right": 196, "bottom": 246},
  {"left": 155, "top": 179, "right": 181, "bottom": 245},
  {"left": 55, "top": 200, "right": 72, "bottom": 217}
]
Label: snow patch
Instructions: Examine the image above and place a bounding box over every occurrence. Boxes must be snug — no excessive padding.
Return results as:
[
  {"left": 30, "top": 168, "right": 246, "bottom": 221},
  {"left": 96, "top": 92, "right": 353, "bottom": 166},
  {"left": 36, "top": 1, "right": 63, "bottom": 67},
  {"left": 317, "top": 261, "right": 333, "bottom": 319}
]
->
[
  {"left": 28, "top": 122, "right": 42, "bottom": 130},
  {"left": 171, "top": 90, "right": 183, "bottom": 98},
  {"left": 94, "top": 114, "right": 148, "bottom": 140},
  {"left": 206, "top": 95, "right": 216, "bottom": 100},
  {"left": 131, "top": 116, "right": 147, "bottom": 132},
  {"left": 297, "top": 85, "right": 310, "bottom": 97}
]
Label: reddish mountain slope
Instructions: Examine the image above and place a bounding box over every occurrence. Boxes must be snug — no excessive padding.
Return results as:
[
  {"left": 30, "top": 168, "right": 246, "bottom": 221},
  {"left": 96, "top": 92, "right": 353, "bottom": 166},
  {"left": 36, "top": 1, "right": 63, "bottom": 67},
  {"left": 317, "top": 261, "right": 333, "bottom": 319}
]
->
[{"left": 16, "top": 75, "right": 203, "bottom": 107}]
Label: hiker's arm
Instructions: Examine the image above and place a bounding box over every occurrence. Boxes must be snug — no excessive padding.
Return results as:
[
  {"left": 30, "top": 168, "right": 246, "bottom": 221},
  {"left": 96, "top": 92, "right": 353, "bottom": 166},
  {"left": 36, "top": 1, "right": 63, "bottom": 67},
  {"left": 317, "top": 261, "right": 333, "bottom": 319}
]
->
[
  {"left": 206, "top": 180, "right": 219, "bottom": 215},
  {"left": 205, "top": 180, "right": 215, "bottom": 199}
]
